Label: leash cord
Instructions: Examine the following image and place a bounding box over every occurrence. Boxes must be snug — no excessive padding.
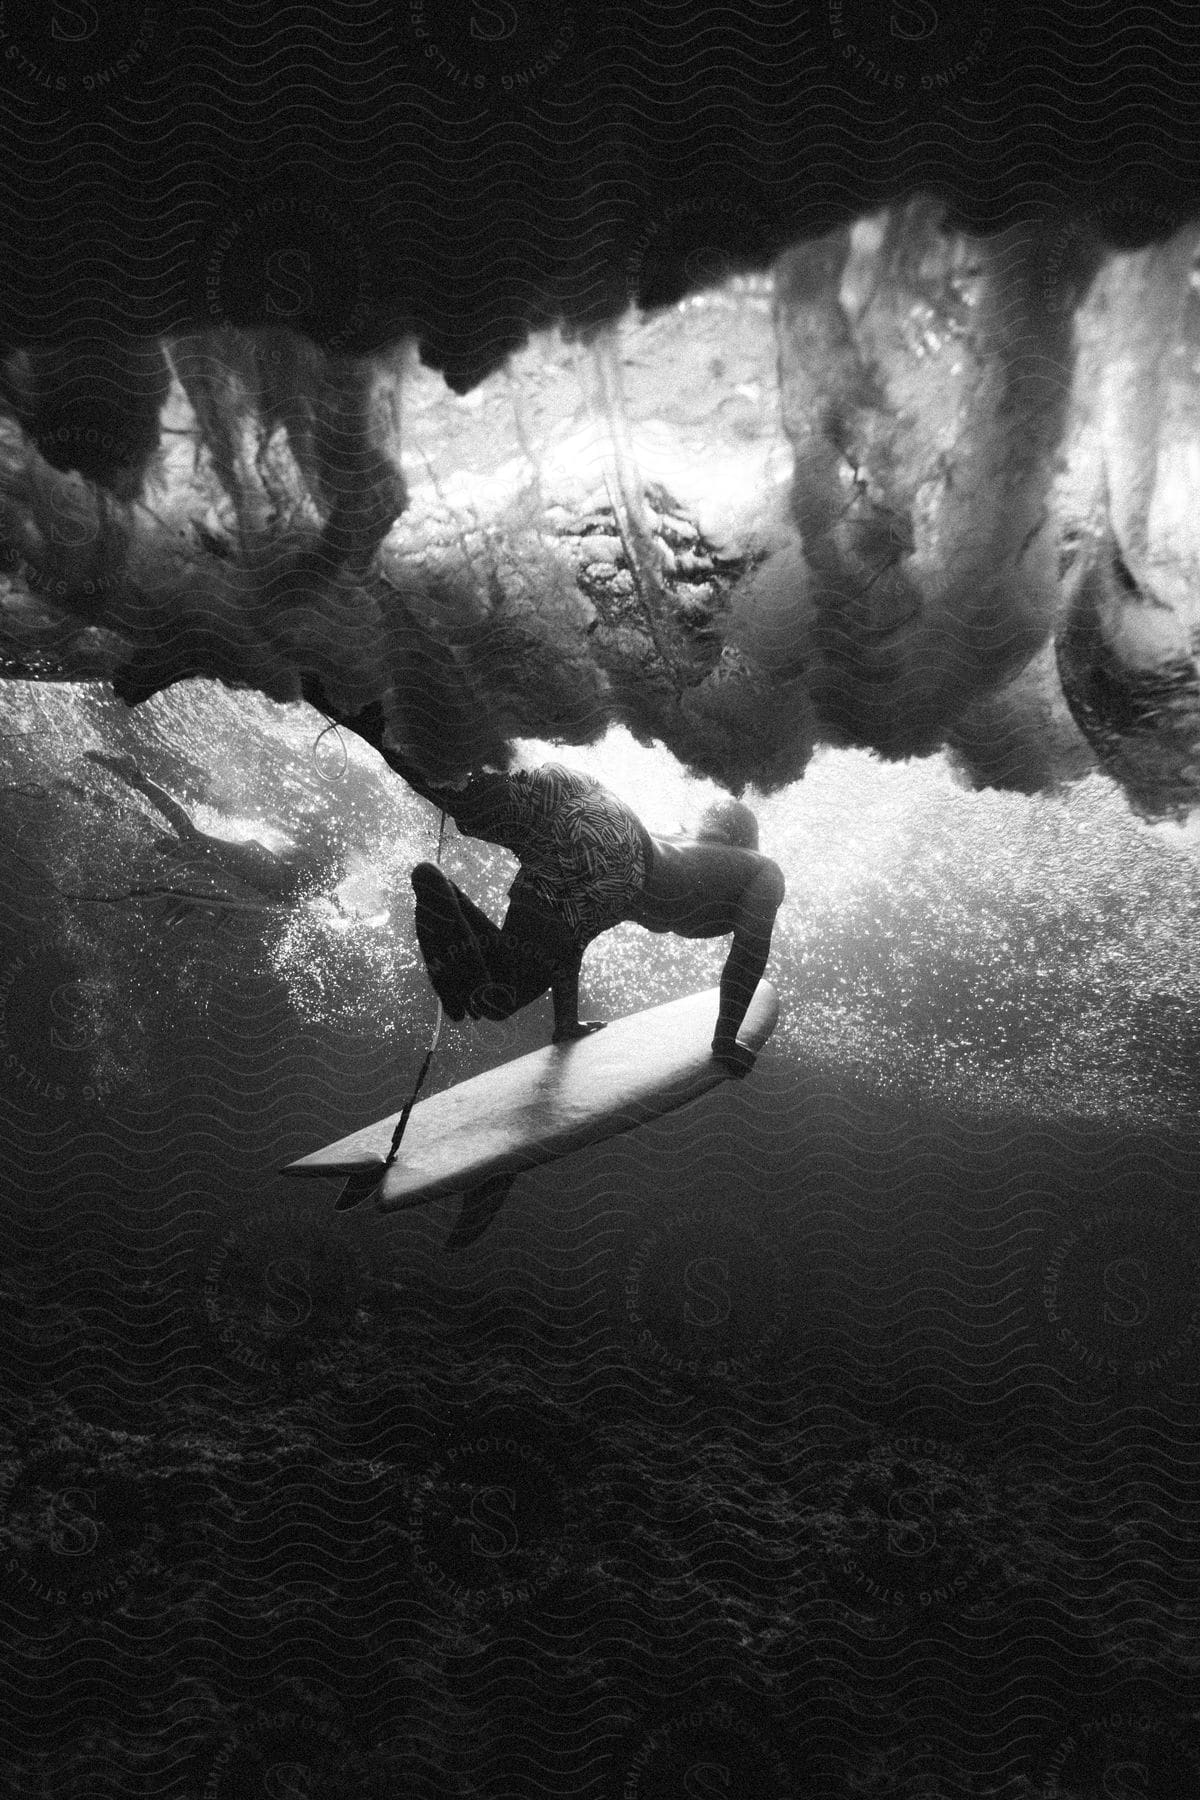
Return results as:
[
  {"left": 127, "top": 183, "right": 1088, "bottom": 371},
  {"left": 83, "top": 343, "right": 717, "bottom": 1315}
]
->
[{"left": 383, "top": 805, "right": 447, "bottom": 1167}]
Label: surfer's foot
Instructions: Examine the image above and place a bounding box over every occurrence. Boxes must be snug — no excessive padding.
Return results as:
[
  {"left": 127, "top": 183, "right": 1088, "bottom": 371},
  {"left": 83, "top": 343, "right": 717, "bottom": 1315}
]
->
[
  {"left": 712, "top": 1039, "right": 755, "bottom": 1078},
  {"left": 551, "top": 1020, "right": 607, "bottom": 1043}
]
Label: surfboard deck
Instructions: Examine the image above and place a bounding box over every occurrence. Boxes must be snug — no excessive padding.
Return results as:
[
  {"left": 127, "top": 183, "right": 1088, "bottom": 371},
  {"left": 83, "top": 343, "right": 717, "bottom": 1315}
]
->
[{"left": 281, "top": 980, "right": 779, "bottom": 1214}]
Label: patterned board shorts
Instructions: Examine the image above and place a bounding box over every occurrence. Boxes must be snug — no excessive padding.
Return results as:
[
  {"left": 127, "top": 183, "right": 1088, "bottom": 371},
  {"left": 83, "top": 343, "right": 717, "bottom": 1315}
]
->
[{"left": 502, "top": 765, "right": 652, "bottom": 947}]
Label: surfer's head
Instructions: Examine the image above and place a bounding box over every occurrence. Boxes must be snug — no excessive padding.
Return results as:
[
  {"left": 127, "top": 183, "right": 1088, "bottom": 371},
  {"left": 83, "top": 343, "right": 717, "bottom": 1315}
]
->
[{"left": 694, "top": 798, "right": 759, "bottom": 851}]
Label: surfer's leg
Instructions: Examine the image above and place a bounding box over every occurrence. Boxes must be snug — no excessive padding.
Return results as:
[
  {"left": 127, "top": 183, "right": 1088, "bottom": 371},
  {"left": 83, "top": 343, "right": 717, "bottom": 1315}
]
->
[
  {"left": 411, "top": 862, "right": 495, "bottom": 1019},
  {"left": 437, "top": 880, "right": 559, "bottom": 1019},
  {"left": 465, "top": 892, "right": 577, "bottom": 1022},
  {"left": 549, "top": 950, "right": 606, "bottom": 1041},
  {"left": 476, "top": 896, "right": 608, "bottom": 1042},
  {"left": 441, "top": 880, "right": 503, "bottom": 948}
]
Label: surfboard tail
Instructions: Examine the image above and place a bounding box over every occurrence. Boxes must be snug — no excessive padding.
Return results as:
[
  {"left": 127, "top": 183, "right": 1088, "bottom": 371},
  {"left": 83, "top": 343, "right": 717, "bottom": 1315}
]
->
[
  {"left": 333, "top": 1161, "right": 387, "bottom": 1210},
  {"left": 283, "top": 983, "right": 781, "bottom": 1232}
]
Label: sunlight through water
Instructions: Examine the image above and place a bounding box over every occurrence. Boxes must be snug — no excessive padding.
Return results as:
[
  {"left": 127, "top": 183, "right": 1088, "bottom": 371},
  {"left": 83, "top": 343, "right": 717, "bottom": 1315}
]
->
[
  {"left": 2, "top": 687, "right": 1197, "bottom": 1130},
  {"left": 521, "top": 727, "right": 1200, "bottom": 1129}
]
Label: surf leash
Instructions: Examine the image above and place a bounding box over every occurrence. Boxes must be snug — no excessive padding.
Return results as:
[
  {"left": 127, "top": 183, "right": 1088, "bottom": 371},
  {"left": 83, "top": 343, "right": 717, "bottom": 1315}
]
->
[{"left": 335, "top": 806, "right": 448, "bottom": 1211}]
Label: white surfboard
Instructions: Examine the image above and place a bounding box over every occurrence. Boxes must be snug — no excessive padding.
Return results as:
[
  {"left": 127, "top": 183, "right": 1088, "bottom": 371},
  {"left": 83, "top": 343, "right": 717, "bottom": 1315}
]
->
[{"left": 281, "top": 981, "right": 779, "bottom": 1243}]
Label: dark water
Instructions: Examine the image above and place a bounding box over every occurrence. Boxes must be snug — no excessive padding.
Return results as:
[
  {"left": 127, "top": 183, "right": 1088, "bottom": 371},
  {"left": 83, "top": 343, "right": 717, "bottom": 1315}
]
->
[{"left": 2, "top": 687, "right": 1199, "bottom": 1796}]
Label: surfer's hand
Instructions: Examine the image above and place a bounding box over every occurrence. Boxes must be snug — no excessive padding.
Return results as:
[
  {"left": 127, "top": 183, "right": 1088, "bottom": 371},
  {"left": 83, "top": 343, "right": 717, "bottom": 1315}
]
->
[
  {"left": 552, "top": 1020, "right": 607, "bottom": 1042},
  {"left": 713, "top": 1039, "right": 755, "bottom": 1078}
]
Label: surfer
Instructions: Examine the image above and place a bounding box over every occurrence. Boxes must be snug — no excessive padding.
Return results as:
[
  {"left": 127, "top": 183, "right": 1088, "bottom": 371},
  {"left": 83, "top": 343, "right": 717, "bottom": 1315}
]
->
[
  {"left": 83, "top": 751, "right": 335, "bottom": 919},
  {"left": 399, "top": 759, "right": 785, "bottom": 1077}
]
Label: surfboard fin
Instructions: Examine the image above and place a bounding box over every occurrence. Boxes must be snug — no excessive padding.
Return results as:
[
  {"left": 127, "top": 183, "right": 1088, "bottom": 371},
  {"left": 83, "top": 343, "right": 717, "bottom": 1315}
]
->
[
  {"left": 333, "top": 1162, "right": 387, "bottom": 1211},
  {"left": 444, "top": 1172, "right": 517, "bottom": 1251}
]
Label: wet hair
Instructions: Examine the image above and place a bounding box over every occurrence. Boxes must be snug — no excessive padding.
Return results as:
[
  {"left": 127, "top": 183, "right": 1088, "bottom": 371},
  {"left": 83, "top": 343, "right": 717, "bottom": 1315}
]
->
[{"left": 694, "top": 798, "right": 759, "bottom": 851}]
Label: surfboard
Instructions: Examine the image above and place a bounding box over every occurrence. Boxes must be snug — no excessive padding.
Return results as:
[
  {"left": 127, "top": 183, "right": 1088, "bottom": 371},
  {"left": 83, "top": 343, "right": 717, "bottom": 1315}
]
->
[{"left": 281, "top": 981, "right": 779, "bottom": 1242}]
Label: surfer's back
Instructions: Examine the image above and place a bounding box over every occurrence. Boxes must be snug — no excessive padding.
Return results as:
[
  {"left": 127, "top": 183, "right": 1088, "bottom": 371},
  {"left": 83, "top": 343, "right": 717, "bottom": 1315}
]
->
[{"left": 631, "top": 835, "right": 785, "bottom": 939}]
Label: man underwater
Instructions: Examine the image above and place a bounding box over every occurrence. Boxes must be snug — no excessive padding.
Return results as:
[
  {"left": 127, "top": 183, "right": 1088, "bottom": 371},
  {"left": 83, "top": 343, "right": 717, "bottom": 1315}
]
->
[{"left": 397, "top": 758, "right": 785, "bottom": 1077}]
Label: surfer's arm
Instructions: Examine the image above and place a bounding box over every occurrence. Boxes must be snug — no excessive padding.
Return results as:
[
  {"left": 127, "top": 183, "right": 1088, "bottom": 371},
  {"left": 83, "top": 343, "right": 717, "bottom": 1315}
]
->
[
  {"left": 442, "top": 766, "right": 605, "bottom": 855},
  {"left": 322, "top": 700, "right": 495, "bottom": 817},
  {"left": 310, "top": 695, "right": 556, "bottom": 851},
  {"left": 712, "top": 860, "right": 785, "bottom": 1074},
  {"left": 85, "top": 751, "right": 206, "bottom": 845},
  {"left": 373, "top": 737, "right": 527, "bottom": 850},
  {"left": 550, "top": 949, "right": 606, "bottom": 1043}
]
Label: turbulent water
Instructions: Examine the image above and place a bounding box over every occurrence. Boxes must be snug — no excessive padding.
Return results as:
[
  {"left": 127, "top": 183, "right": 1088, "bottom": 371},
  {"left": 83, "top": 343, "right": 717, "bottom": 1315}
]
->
[{"left": 2, "top": 685, "right": 1199, "bottom": 1796}]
